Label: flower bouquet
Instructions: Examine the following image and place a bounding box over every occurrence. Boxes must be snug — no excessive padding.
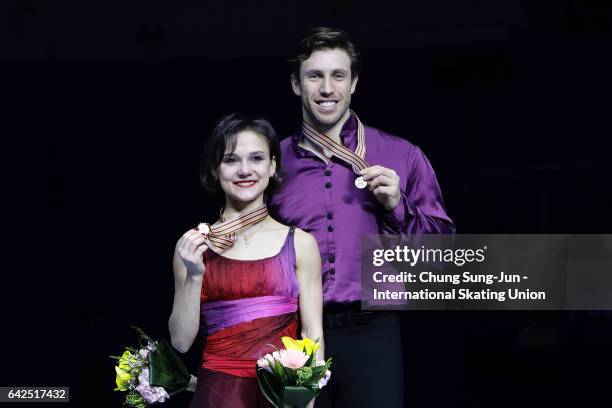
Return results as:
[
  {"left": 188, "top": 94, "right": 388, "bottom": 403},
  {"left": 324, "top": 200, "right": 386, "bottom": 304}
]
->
[
  {"left": 111, "top": 327, "right": 197, "bottom": 407},
  {"left": 256, "top": 337, "right": 332, "bottom": 408}
]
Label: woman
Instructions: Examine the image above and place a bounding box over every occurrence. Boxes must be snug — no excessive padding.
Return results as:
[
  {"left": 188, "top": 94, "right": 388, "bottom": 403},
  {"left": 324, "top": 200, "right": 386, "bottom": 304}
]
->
[{"left": 168, "top": 113, "right": 323, "bottom": 407}]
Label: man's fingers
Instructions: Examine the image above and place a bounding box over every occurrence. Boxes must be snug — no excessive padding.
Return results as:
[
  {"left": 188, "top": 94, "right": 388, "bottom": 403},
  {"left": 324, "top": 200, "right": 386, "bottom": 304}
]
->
[
  {"left": 373, "top": 185, "right": 396, "bottom": 197},
  {"left": 367, "top": 174, "right": 395, "bottom": 191},
  {"left": 361, "top": 165, "right": 397, "bottom": 181}
]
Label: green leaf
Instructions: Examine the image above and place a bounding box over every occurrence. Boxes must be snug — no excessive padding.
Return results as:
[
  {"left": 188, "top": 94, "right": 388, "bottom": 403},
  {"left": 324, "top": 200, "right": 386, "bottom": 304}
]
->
[
  {"left": 256, "top": 369, "right": 283, "bottom": 408},
  {"left": 311, "top": 366, "right": 326, "bottom": 378},
  {"left": 281, "top": 386, "right": 316, "bottom": 408},
  {"left": 148, "top": 338, "right": 191, "bottom": 395},
  {"left": 273, "top": 360, "right": 286, "bottom": 381},
  {"left": 284, "top": 366, "right": 296, "bottom": 385}
]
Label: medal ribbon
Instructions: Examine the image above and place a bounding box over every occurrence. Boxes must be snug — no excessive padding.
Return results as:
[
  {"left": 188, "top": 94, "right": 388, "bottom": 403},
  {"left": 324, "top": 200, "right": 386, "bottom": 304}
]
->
[
  {"left": 198, "top": 204, "right": 268, "bottom": 250},
  {"left": 301, "top": 110, "right": 369, "bottom": 174}
]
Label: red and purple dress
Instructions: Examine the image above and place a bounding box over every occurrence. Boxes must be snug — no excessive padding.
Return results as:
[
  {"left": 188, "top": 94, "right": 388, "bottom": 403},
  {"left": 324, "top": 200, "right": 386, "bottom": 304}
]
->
[{"left": 189, "top": 227, "right": 299, "bottom": 408}]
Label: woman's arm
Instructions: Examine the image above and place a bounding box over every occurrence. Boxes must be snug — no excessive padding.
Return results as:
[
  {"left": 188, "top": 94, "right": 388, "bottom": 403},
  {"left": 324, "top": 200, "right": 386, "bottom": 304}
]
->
[
  {"left": 294, "top": 229, "right": 324, "bottom": 361},
  {"left": 168, "top": 230, "right": 208, "bottom": 353}
]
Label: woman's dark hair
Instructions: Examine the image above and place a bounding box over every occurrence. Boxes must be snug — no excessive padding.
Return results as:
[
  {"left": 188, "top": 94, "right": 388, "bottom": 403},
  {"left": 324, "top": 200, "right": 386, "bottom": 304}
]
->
[
  {"left": 290, "top": 27, "right": 360, "bottom": 80},
  {"left": 199, "top": 113, "right": 282, "bottom": 199}
]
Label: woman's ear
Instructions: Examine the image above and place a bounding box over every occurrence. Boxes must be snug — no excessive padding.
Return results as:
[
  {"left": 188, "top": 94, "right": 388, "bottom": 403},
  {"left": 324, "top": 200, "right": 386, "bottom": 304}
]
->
[{"left": 270, "top": 156, "right": 277, "bottom": 178}]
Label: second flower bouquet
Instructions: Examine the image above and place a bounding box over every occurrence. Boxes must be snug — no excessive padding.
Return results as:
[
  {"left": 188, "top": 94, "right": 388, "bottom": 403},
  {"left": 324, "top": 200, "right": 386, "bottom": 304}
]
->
[{"left": 256, "top": 337, "right": 332, "bottom": 408}]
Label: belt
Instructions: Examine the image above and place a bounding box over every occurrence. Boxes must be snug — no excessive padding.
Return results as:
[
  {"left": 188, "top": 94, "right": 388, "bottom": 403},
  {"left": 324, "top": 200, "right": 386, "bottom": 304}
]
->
[{"left": 323, "top": 302, "right": 374, "bottom": 329}]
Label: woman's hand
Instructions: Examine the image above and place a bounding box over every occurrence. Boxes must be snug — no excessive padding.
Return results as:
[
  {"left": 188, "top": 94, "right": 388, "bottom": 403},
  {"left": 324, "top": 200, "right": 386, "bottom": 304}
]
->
[
  {"left": 175, "top": 229, "right": 209, "bottom": 278},
  {"left": 169, "top": 229, "right": 207, "bottom": 353}
]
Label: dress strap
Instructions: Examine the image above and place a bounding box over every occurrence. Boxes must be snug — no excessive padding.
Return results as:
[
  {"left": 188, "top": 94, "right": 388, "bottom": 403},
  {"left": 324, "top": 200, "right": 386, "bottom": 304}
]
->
[{"left": 284, "top": 226, "right": 297, "bottom": 271}]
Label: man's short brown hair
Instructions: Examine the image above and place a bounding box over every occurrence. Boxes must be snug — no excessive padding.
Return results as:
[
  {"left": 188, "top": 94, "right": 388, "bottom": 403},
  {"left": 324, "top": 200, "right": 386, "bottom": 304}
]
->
[{"left": 291, "top": 27, "right": 360, "bottom": 80}]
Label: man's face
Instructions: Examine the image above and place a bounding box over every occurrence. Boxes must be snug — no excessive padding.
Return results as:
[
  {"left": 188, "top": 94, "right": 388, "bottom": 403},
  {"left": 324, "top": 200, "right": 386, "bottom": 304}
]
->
[{"left": 291, "top": 48, "right": 358, "bottom": 131}]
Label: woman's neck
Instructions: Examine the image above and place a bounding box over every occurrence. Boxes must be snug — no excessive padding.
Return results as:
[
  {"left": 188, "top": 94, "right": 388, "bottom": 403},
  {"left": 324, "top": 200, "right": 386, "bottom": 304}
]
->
[{"left": 222, "top": 198, "right": 266, "bottom": 221}]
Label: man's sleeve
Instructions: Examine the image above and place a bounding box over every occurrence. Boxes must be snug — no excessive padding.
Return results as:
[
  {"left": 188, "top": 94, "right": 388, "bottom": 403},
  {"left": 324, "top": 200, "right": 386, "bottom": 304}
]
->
[{"left": 381, "top": 146, "right": 455, "bottom": 235}]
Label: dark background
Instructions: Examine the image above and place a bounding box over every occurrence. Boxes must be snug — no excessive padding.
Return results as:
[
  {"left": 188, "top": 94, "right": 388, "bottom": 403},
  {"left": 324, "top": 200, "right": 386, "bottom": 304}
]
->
[{"left": 2, "top": 0, "right": 611, "bottom": 407}]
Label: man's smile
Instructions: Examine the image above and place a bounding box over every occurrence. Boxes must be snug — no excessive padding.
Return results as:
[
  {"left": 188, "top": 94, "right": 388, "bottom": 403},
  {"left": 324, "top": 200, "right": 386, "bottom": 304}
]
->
[{"left": 315, "top": 99, "right": 339, "bottom": 112}]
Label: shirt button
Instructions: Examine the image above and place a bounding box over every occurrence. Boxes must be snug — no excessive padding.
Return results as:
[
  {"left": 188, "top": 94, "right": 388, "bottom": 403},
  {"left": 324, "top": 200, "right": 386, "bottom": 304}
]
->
[
  {"left": 328, "top": 225, "right": 334, "bottom": 232},
  {"left": 328, "top": 255, "right": 335, "bottom": 263},
  {"left": 324, "top": 170, "right": 332, "bottom": 176},
  {"left": 325, "top": 182, "right": 332, "bottom": 189},
  {"left": 326, "top": 212, "right": 333, "bottom": 220},
  {"left": 329, "top": 268, "right": 335, "bottom": 275}
]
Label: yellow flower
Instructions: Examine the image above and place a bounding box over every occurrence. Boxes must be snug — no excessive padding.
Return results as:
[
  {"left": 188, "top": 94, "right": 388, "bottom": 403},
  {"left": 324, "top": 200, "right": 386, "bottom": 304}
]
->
[
  {"left": 302, "top": 338, "right": 320, "bottom": 355},
  {"left": 282, "top": 336, "right": 320, "bottom": 356},
  {"left": 118, "top": 350, "right": 134, "bottom": 371},
  {"left": 114, "top": 366, "right": 132, "bottom": 391}
]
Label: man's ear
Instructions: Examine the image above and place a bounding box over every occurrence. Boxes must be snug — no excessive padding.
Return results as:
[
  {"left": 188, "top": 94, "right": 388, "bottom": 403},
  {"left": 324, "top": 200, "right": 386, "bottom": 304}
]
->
[
  {"left": 350, "top": 75, "right": 359, "bottom": 94},
  {"left": 291, "top": 74, "right": 302, "bottom": 96}
]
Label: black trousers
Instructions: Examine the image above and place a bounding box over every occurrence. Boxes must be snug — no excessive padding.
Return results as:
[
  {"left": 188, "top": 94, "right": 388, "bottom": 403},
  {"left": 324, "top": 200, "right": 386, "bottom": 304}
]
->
[{"left": 316, "top": 309, "right": 404, "bottom": 408}]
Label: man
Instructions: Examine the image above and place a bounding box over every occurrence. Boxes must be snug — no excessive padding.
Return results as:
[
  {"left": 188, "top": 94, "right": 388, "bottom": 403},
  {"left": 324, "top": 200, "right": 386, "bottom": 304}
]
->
[{"left": 269, "top": 27, "right": 455, "bottom": 407}]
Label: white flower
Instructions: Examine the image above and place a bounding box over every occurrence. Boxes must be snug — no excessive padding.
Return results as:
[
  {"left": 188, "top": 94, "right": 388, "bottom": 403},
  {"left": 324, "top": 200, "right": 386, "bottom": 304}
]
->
[
  {"left": 317, "top": 370, "right": 332, "bottom": 389},
  {"left": 257, "top": 356, "right": 273, "bottom": 373},
  {"left": 146, "top": 341, "right": 157, "bottom": 352}
]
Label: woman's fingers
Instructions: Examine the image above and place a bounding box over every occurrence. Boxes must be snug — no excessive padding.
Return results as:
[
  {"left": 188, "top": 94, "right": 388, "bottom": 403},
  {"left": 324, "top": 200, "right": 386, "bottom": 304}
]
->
[{"left": 178, "top": 229, "right": 209, "bottom": 256}]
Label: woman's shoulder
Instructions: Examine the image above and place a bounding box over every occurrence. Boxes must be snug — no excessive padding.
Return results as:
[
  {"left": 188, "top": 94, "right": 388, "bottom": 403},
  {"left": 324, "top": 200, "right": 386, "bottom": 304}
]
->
[
  {"left": 292, "top": 228, "right": 319, "bottom": 255},
  {"left": 265, "top": 219, "right": 318, "bottom": 256}
]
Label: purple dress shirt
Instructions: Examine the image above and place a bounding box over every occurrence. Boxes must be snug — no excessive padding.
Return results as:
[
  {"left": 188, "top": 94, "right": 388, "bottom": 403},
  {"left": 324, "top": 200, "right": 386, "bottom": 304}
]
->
[{"left": 269, "top": 116, "right": 455, "bottom": 304}]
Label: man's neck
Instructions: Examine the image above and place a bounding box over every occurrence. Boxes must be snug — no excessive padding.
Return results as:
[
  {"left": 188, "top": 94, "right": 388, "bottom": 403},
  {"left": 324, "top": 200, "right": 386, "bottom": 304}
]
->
[
  {"left": 299, "top": 110, "right": 351, "bottom": 162},
  {"left": 308, "top": 110, "right": 350, "bottom": 143}
]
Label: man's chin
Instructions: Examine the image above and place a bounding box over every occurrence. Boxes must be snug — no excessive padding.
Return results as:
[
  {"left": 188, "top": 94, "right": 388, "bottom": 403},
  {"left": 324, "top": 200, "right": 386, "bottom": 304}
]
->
[{"left": 313, "top": 112, "right": 344, "bottom": 129}]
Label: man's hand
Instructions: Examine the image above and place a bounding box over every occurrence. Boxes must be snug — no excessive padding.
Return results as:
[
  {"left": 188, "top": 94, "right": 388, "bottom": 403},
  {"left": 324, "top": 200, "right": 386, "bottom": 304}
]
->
[{"left": 360, "top": 165, "right": 402, "bottom": 211}]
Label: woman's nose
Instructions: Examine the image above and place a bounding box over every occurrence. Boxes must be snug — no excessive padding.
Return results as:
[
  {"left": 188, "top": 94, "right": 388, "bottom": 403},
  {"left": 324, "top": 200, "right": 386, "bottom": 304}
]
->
[{"left": 237, "top": 160, "right": 252, "bottom": 176}]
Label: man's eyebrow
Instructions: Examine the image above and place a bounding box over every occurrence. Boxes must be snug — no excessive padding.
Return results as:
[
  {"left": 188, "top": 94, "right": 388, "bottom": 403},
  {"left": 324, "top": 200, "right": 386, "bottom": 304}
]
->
[
  {"left": 303, "top": 68, "right": 348, "bottom": 76},
  {"left": 302, "top": 69, "right": 322, "bottom": 76}
]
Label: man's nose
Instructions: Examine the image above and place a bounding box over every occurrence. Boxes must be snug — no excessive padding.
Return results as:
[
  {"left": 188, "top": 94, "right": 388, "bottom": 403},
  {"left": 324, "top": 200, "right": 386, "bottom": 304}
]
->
[{"left": 320, "top": 77, "right": 333, "bottom": 95}]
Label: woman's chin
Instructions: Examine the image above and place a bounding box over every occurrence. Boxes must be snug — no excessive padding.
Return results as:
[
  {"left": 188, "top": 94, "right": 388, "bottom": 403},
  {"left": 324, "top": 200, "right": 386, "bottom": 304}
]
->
[{"left": 227, "top": 191, "right": 264, "bottom": 205}]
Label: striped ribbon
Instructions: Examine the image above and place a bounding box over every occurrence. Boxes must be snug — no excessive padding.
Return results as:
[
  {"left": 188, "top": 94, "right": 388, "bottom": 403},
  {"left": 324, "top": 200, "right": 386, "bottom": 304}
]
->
[
  {"left": 301, "top": 110, "right": 369, "bottom": 174},
  {"left": 197, "top": 204, "right": 268, "bottom": 250}
]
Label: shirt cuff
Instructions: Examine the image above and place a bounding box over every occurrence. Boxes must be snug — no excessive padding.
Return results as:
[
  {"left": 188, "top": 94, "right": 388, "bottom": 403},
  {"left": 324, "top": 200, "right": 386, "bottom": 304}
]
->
[{"left": 383, "top": 192, "right": 413, "bottom": 231}]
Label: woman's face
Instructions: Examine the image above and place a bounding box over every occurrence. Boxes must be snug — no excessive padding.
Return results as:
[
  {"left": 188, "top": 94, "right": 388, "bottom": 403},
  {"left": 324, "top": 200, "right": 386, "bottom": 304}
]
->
[{"left": 217, "top": 130, "right": 276, "bottom": 205}]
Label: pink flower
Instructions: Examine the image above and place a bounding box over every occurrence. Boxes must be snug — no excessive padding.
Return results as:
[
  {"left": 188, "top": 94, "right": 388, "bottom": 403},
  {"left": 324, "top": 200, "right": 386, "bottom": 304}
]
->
[{"left": 278, "top": 349, "right": 309, "bottom": 369}]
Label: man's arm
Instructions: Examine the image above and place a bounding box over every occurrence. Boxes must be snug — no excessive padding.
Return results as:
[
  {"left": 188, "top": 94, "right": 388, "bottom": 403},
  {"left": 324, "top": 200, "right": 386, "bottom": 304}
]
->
[{"left": 361, "top": 146, "right": 455, "bottom": 235}]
